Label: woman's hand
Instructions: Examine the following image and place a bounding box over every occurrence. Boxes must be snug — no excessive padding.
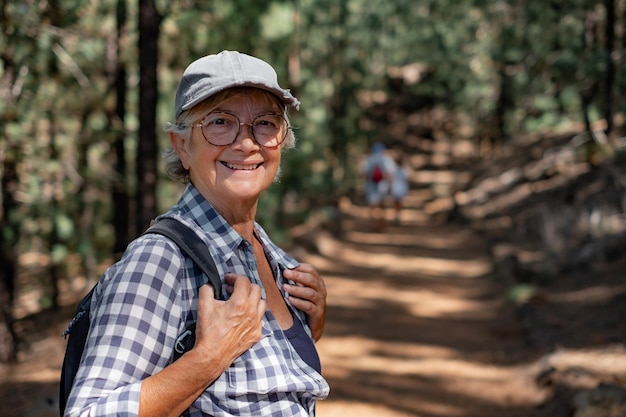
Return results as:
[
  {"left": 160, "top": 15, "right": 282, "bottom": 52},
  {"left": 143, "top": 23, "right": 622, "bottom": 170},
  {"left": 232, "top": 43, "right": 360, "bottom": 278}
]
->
[
  {"left": 140, "top": 275, "right": 265, "bottom": 417},
  {"left": 194, "top": 274, "right": 266, "bottom": 366},
  {"left": 282, "top": 264, "right": 327, "bottom": 342}
]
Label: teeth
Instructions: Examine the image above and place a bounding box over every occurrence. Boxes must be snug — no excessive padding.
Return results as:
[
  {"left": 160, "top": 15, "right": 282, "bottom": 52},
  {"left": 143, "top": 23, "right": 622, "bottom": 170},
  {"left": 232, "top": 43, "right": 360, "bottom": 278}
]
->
[{"left": 223, "top": 162, "right": 261, "bottom": 170}]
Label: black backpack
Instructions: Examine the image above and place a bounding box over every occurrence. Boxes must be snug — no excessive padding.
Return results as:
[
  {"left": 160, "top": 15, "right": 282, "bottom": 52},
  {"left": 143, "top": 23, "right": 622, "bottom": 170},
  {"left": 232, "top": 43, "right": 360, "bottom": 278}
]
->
[{"left": 59, "top": 218, "right": 222, "bottom": 416}]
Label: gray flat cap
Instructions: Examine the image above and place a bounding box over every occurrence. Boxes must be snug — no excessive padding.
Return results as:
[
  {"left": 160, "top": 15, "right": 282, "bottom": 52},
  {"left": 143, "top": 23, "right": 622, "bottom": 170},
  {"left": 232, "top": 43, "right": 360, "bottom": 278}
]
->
[{"left": 174, "top": 50, "right": 300, "bottom": 119}]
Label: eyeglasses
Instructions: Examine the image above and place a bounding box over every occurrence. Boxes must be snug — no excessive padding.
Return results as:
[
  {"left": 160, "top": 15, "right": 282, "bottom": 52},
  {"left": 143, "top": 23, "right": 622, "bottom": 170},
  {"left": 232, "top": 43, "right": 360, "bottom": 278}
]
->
[{"left": 192, "top": 111, "right": 290, "bottom": 148}]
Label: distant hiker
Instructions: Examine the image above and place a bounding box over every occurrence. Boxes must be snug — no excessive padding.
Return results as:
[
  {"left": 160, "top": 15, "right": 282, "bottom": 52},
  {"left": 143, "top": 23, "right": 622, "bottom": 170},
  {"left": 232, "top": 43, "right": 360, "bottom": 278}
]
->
[
  {"left": 362, "top": 142, "right": 396, "bottom": 231},
  {"left": 64, "top": 50, "right": 329, "bottom": 417},
  {"left": 390, "top": 153, "right": 410, "bottom": 225}
]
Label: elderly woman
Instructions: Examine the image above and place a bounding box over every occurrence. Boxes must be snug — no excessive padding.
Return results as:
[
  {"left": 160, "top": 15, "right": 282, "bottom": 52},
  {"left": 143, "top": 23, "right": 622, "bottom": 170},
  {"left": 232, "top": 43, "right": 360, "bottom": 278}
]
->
[{"left": 66, "top": 51, "right": 329, "bottom": 417}]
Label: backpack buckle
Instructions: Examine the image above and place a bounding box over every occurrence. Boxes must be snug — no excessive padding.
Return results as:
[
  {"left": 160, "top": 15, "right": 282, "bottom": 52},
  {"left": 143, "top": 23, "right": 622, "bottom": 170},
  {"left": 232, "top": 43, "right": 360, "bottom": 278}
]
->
[{"left": 174, "top": 329, "right": 193, "bottom": 354}]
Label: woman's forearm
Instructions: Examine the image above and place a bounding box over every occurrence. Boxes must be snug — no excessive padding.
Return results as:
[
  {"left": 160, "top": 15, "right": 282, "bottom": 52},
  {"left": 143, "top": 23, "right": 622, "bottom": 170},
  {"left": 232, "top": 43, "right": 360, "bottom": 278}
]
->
[{"left": 139, "top": 349, "right": 227, "bottom": 417}]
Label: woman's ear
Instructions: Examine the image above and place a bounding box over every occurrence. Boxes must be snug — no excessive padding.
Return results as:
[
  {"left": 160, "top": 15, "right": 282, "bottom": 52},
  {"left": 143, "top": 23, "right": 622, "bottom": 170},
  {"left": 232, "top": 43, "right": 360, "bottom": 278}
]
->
[{"left": 170, "top": 131, "right": 191, "bottom": 170}]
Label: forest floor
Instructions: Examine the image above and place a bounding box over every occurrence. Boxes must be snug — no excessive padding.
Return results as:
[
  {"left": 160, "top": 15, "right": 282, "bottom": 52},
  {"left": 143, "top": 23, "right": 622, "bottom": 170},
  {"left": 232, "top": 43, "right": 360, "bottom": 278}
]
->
[
  {"left": 300, "top": 199, "right": 626, "bottom": 417},
  {"left": 2, "top": 131, "right": 626, "bottom": 417}
]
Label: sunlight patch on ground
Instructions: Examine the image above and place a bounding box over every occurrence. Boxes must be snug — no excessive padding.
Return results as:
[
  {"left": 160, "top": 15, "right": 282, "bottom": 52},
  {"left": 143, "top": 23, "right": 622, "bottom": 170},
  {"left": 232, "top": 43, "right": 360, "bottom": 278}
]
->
[
  {"left": 318, "top": 398, "right": 467, "bottom": 417},
  {"left": 549, "top": 284, "right": 626, "bottom": 305},
  {"left": 541, "top": 346, "right": 626, "bottom": 375},
  {"left": 344, "top": 203, "right": 432, "bottom": 224},
  {"left": 315, "top": 233, "right": 492, "bottom": 279},
  {"left": 317, "top": 336, "right": 458, "bottom": 366},
  {"left": 317, "top": 335, "right": 549, "bottom": 409},
  {"left": 323, "top": 273, "right": 497, "bottom": 319},
  {"left": 321, "top": 336, "right": 512, "bottom": 380},
  {"left": 317, "top": 400, "right": 420, "bottom": 417},
  {"left": 341, "top": 228, "right": 480, "bottom": 250},
  {"left": 7, "top": 368, "right": 60, "bottom": 383},
  {"left": 404, "top": 294, "right": 499, "bottom": 319}
]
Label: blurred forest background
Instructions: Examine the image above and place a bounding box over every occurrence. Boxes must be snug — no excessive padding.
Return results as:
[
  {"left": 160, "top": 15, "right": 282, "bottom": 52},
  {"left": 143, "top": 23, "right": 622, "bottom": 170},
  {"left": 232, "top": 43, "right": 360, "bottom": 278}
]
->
[{"left": 1, "top": 0, "right": 625, "bottom": 390}]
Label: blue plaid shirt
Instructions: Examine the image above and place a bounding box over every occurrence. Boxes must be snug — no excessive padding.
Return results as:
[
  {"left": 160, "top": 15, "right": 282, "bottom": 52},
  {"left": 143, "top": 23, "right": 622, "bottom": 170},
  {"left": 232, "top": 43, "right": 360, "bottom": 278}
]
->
[{"left": 65, "top": 183, "right": 330, "bottom": 417}]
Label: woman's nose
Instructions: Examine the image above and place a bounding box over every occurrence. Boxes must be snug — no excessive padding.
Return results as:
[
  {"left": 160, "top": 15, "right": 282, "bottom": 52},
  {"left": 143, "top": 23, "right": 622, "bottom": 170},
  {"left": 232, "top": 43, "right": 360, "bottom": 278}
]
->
[{"left": 233, "top": 122, "right": 259, "bottom": 148}]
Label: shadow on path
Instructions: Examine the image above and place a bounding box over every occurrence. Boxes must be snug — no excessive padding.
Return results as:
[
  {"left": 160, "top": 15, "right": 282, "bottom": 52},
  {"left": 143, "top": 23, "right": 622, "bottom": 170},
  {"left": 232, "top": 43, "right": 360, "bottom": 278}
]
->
[{"left": 296, "top": 199, "right": 557, "bottom": 417}]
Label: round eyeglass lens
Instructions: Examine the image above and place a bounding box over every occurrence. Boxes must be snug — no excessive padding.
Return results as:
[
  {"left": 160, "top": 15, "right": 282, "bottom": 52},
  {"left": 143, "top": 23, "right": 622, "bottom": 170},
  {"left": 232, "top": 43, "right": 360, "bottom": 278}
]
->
[{"left": 200, "top": 112, "right": 288, "bottom": 147}]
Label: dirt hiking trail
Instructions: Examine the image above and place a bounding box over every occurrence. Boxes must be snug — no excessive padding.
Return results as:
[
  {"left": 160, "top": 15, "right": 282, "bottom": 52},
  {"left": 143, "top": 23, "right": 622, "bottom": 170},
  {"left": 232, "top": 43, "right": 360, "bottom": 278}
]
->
[
  {"left": 294, "top": 134, "right": 626, "bottom": 416},
  {"left": 295, "top": 195, "right": 544, "bottom": 417}
]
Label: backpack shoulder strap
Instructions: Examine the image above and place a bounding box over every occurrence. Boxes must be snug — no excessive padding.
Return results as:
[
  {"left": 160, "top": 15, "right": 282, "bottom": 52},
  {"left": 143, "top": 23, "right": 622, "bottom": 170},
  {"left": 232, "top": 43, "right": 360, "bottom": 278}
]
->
[
  {"left": 144, "top": 218, "right": 222, "bottom": 300},
  {"left": 59, "top": 218, "right": 223, "bottom": 415}
]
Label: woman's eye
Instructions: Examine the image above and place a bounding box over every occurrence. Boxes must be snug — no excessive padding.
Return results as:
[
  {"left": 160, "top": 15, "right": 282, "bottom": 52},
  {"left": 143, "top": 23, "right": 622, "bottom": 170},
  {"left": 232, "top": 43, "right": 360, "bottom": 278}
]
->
[
  {"left": 209, "top": 117, "right": 227, "bottom": 125},
  {"left": 206, "top": 114, "right": 236, "bottom": 127},
  {"left": 255, "top": 116, "right": 280, "bottom": 128},
  {"left": 256, "top": 119, "right": 273, "bottom": 127}
]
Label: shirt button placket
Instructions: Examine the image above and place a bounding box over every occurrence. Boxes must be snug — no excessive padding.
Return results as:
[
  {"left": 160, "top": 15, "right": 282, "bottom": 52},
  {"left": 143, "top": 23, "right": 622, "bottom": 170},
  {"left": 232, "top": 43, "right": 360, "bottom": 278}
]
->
[
  {"left": 244, "top": 247, "right": 265, "bottom": 298},
  {"left": 247, "top": 257, "right": 256, "bottom": 272}
]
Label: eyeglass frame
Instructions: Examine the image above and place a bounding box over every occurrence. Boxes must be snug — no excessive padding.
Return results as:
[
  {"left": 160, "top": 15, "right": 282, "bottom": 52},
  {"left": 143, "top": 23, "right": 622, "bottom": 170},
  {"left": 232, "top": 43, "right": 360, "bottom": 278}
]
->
[{"left": 190, "top": 110, "right": 291, "bottom": 148}]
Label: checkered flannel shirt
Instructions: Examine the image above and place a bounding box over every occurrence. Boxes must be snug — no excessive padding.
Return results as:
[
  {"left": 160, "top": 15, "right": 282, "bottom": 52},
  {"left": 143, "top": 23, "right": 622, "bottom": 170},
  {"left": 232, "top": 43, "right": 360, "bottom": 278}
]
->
[{"left": 65, "top": 183, "right": 330, "bottom": 417}]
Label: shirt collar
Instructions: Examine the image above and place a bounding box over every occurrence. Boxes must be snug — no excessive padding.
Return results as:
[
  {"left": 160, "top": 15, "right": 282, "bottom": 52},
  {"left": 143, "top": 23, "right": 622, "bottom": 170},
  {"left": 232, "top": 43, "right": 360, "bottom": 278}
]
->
[{"left": 162, "top": 183, "right": 298, "bottom": 268}]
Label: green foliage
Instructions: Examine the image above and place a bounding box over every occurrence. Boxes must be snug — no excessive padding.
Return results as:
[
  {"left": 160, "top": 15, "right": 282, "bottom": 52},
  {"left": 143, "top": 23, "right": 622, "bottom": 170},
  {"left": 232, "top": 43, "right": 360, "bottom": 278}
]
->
[
  {"left": 506, "top": 284, "right": 538, "bottom": 305},
  {"left": 1, "top": 0, "right": 625, "bottom": 312}
]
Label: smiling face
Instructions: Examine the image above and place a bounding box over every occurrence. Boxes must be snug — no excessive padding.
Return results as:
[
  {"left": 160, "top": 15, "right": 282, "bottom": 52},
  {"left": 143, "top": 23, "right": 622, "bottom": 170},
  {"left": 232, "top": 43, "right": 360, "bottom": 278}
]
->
[{"left": 170, "top": 89, "right": 285, "bottom": 222}]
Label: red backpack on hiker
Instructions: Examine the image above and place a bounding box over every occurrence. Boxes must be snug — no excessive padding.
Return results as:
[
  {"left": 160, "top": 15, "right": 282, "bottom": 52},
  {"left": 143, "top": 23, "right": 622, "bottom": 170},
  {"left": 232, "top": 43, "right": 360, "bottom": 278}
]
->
[{"left": 370, "top": 164, "right": 384, "bottom": 183}]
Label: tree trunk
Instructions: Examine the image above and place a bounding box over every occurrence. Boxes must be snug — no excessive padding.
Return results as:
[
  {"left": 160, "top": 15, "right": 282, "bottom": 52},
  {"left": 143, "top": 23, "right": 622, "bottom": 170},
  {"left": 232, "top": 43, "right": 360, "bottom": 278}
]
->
[
  {"left": 494, "top": 63, "right": 512, "bottom": 147},
  {"left": 288, "top": 7, "right": 301, "bottom": 94},
  {"left": 136, "top": 0, "right": 162, "bottom": 234},
  {"left": 48, "top": 110, "right": 62, "bottom": 309},
  {"left": 0, "top": 148, "right": 19, "bottom": 363},
  {"left": 327, "top": 1, "right": 350, "bottom": 197},
  {"left": 112, "top": 0, "right": 129, "bottom": 255},
  {"left": 603, "top": 0, "right": 615, "bottom": 138},
  {"left": 581, "top": 9, "right": 599, "bottom": 136}
]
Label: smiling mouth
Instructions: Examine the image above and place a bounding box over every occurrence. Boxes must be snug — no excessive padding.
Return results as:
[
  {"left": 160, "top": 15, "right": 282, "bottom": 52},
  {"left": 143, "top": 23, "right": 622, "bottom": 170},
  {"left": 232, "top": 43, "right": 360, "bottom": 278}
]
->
[{"left": 221, "top": 161, "right": 263, "bottom": 170}]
